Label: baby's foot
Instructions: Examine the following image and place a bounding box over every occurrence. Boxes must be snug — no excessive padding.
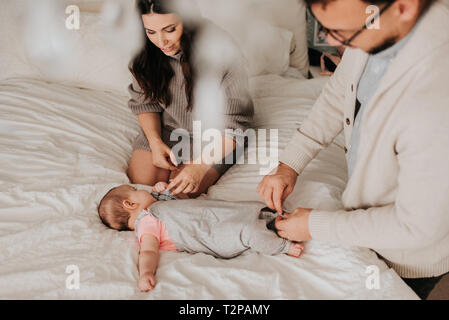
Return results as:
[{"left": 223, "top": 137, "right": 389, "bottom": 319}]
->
[
  {"left": 153, "top": 182, "right": 168, "bottom": 193},
  {"left": 287, "top": 243, "right": 304, "bottom": 258}
]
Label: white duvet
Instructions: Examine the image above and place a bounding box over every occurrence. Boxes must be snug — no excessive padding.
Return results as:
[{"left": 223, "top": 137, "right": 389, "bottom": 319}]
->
[{"left": 0, "top": 76, "right": 418, "bottom": 299}]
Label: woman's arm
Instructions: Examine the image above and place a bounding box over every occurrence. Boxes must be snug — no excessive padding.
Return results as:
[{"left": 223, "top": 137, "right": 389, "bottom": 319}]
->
[
  {"left": 128, "top": 75, "right": 177, "bottom": 170},
  {"left": 166, "top": 55, "right": 253, "bottom": 195},
  {"left": 138, "top": 113, "right": 177, "bottom": 171},
  {"left": 138, "top": 234, "right": 160, "bottom": 292},
  {"left": 138, "top": 113, "right": 163, "bottom": 149},
  {"left": 166, "top": 135, "right": 236, "bottom": 195},
  {"left": 191, "top": 135, "right": 236, "bottom": 166}
]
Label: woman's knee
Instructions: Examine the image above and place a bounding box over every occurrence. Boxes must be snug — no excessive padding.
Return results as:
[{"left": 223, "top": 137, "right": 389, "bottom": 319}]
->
[
  {"left": 127, "top": 150, "right": 160, "bottom": 185},
  {"left": 127, "top": 164, "right": 149, "bottom": 185},
  {"left": 127, "top": 167, "right": 148, "bottom": 185}
]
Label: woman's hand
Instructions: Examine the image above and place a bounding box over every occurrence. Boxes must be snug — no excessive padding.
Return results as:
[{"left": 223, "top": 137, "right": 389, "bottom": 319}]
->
[
  {"left": 166, "top": 163, "right": 209, "bottom": 195},
  {"left": 138, "top": 272, "right": 157, "bottom": 292},
  {"left": 150, "top": 140, "right": 178, "bottom": 171},
  {"left": 138, "top": 113, "right": 177, "bottom": 170},
  {"left": 257, "top": 163, "right": 298, "bottom": 214}
]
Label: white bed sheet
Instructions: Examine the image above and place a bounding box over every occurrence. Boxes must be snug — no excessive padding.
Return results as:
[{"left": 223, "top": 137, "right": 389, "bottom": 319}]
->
[{"left": 0, "top": 77, "right": 418, "bottom": 299}]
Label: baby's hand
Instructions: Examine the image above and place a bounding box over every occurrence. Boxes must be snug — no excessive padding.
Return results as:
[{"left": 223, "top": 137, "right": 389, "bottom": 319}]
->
[
  {"left": 153, "top": 182, "right": 168, "bottom": 193},
  {"left": 138, "top": 273, "right": 157, "bottom": 292},
  {"left": 287, "top": 243, "right": 304, "bottom": 258}
]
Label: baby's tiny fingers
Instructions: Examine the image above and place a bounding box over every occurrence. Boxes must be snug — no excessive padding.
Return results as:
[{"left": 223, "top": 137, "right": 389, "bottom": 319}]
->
[{"left": 154, "top": 182, "right": 165, "bottom": 192}]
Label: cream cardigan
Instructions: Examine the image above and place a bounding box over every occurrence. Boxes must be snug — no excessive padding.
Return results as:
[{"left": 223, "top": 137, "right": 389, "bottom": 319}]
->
[{"left": 280, "top": 0, "right": 449, "bottom": 278}]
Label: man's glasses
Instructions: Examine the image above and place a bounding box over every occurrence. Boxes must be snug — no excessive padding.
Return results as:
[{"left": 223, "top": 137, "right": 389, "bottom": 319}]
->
[{"left": 307, "top": 1, "right": 395, "bottom": 47}]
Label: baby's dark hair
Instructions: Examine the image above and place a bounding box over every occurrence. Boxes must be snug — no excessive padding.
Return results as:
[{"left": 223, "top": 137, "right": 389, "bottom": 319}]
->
[{"left": 98, "top": 186, "right": 132, "bottom": 231}]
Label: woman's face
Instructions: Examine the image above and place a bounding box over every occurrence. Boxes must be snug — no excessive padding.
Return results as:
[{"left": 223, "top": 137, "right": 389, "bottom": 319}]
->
[{"left": 142, "top": 13, "right": 184, "bottom": 56}]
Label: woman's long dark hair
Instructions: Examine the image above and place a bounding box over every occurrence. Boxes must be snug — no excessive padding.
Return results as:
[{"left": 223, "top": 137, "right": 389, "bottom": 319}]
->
[{"left": 130, "top": 0, "right": 197, "bottom": 110}]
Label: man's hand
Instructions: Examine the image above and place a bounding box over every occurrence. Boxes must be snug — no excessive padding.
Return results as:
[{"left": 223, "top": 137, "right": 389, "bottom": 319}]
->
[
  {"left": 275, "top": 208, "right": 312, "bottom": 242},
  {"left": 257, "top": 163, "right": 298, "bottom": 213},
  {"left": 138, "top": 272, "right": 157, "bottom": 292}
]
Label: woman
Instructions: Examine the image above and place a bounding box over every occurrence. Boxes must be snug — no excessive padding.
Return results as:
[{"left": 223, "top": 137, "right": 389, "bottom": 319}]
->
[{"left": 127, "top": 0, "right": 254, "bottom": 198}]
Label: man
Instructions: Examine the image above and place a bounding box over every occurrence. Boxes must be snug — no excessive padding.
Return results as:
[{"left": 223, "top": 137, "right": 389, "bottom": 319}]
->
[{"left": 257, "top": 0, "right": 449, "bottom": 299}]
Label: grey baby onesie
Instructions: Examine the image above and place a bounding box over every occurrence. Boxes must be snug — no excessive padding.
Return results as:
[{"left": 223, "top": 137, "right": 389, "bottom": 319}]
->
[{"left": 135, "top": 199, "right": 293, "bottom": 259}]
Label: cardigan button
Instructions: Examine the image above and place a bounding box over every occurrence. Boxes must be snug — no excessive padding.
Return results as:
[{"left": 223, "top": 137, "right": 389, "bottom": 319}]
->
[
  {"left": 351, "top": 84, "right": 354, "bottom": 92},
  {"left": 344, "top": 146, "right": 348, "bottom": 153},
  {"left": 346, "top": 118, "right": 351, "bottom": 125}
]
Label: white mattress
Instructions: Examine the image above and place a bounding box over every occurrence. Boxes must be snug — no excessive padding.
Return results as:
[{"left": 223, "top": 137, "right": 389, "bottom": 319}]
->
[{"left": 0, "top": 77, "right": 418, "bottom": 299}]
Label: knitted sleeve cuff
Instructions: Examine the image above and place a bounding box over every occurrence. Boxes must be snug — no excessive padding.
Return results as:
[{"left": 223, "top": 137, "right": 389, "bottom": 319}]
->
[
  {"left": 128, "top": 102, "right": 163, "bottom": 115},
  {"left": 308, "top": 210, "right": 337, "bottom": 242},
  {"left": 279, "top": 132, "right": 313, "bottom": 175}
]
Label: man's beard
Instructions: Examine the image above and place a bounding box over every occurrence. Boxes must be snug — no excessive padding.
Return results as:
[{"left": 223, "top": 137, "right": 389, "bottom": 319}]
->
[{"left": 368, "top": 36, "right": 399, "bottom": 55}]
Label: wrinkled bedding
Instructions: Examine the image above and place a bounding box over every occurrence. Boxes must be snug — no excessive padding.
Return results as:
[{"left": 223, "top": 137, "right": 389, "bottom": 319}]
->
[{"left": 0, "top": 77, "right": 418, "bottom": 299}]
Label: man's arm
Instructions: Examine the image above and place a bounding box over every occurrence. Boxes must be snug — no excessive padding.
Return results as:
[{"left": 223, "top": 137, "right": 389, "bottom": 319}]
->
[
  {"left": 279, "top": 49, "right": 356, "bottom": 175},
  {"left": 258, "top": 49, "right": 356, "bottom": 212},
  {"left": 308, "top": 97, "right": 449, "bottom": 249}
]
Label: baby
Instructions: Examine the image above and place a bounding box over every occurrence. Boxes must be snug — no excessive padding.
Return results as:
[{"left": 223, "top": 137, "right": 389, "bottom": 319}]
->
[{"left": 98, "top": 183, "right": 304, "bottom": 292}]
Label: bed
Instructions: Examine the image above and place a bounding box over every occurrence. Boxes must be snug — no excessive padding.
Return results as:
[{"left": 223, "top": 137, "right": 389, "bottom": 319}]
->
[{"left": 0, "top": 0, "right": 419, "bottom": 299}]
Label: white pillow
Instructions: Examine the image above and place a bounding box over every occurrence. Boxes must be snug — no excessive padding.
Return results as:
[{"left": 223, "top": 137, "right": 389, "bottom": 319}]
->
[
  {"left": 0, "top": 1, "right": 35, "bottom": 82},
  {"left": 0, "top": 1, "right": 139, "bottom": 96},
  {"left": 212, "top": 22, "right": 293, "bottom": 77},
  {"left": 250, "top": 0, "right": 309, "bottom": 77},
  {"left": 195, "top": 0, "right": 309, "bottom": 77},
  {"left": 243, "top": 25, "right": 293, "bottom": 76}
]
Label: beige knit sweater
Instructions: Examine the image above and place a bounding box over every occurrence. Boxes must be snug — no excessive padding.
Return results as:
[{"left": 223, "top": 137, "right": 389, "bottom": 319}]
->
[{"left": 280, "top": 0, "right": 449, "bottom": 278}]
